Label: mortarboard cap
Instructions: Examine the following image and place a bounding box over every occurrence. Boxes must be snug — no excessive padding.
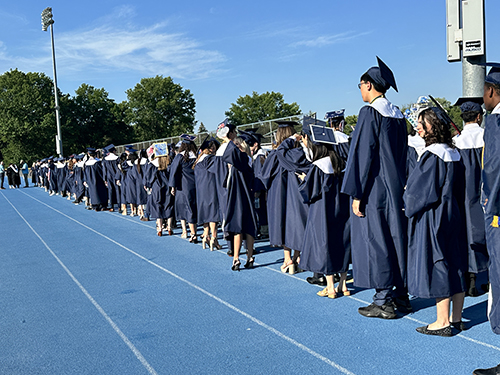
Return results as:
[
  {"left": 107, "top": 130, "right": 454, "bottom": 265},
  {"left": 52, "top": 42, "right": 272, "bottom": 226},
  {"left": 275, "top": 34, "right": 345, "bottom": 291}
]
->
[
  {"left": 453, "top": 97, "right": 483, "bottom": 113},
  {"left": 175, "top": 141, "right": 182, "bottom": 148},
  {"left": 200, "top": 137, "right": 220, "bottom": 151},
  {"left": 309, "top": 125, "right": 338, "bottom": 145},
  {"left": 325, "top": 109, "right": 345, "bottom": 119},
  {"left": 125, "top": 146, "right": 138, "bottom": 152},
  {"left": 365, "top": 56, "right": 398, "bottom": 92},
  {"left": 180, "top": 134, "right": 196, "bottom": 143},
  {"left": 238, "top": 129, "right": 263, "bottom": 145},
  {"left": 275, "top": 120, "right": 300, "bottom": 128},
  {"left": 428, "top": 107, "right": 450, "bottom": 127},
  {"left": 482, "top": 62, "right": 500, "bottom": 85},
  {"left": 86, "top": 147, "right": 96, "bottom": 153},
  {"left": 216, "top": 119, "right": 236, "bottom": 138},
  {"left": 104, "top": 144, "right": 116, "bottom": 152}
]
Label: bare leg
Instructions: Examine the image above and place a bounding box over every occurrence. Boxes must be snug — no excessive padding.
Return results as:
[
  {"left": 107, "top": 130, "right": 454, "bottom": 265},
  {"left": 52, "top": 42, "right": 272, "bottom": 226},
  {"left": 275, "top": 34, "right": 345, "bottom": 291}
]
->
[
  {"left": 246, "top": 234, "right": 255, "bottom": 258},
  {"left": 209, "top": 222, "right": 217, "bottom": 239},
  {"left": 428, "top": 297, "right": 451, "bottom": 330},
  {"left": 181, "top": 220, "right": 187, "bottom": 238},
  {"left": 325, "top": 275, "right": 336, "bottom": 295},
  {"left": 233, "top": 233, "right": 242, "bottom": 260},
  {"left": 189, "top": 223, "right": 197, "bottom": 238},
  {"left": 336, "top": 272, "right": 349, "bottom": 293}
]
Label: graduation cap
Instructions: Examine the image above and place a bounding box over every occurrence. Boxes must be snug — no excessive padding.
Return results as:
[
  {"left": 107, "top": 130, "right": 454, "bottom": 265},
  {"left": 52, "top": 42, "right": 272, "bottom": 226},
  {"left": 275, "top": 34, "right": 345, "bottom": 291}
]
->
[
  {"left": 238, "top": 129, "right": 263, "bottom": 145},
  {"left": 125, "top": 146, "right": 138, "bottom": 153},
  {"left": 324, "top": 110, "right": 345, "bottom": 119},
  {"left": 104, "top": 144, "right": 116, "bottom": 152},
  {"left": 152, "top": 142, "right": 168, "bottom": 157},
  {"left": 180, "top": 134, "right": 196, "bottom": 144},
  {"left": 86, "top": 147, "right": 96, "bottom": 153},
  {"left": 482, "top": 62, "right": 500, "bottom": 85},
  {"left": 175, "top": 141, "right": 182, "bottom": 148},
  {"left": 309, "top": 125, "right": 338, "bottom": 145},
  {"left": 453, "top": 97, "right": 483, "bottom": 113},
  {"left": 365, "top": 56, "right": 398, "bottom": 92},
  {"left": 200, "top": 137, "right": 220, "bottom": 151},
  {"left": 216, "top": 118, "right": 236, "bottom": 138},
  {"left": 275, "top": 120, "right": 300, "bottom": 128}
]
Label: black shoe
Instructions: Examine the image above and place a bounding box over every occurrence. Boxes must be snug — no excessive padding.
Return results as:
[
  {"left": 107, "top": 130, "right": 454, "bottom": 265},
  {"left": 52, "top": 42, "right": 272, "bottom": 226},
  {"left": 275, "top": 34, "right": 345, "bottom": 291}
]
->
[
  {"left": 473, "top": 364, "right": 500, "bottom": 375},
  {"left": 358, "top": 303, "right": 397, "bottom": 319},
  {"left": 306, "top": 276, "right": 327, "bottom": 286},
  {"left": 416, "top": 325, "right": 453, "bottom": 337},
  {"left": 451, "top": 320, "right": 468, "bottom": 331},
  {"left": 393, "top": 296, "right": 413, "bottom": 313}
]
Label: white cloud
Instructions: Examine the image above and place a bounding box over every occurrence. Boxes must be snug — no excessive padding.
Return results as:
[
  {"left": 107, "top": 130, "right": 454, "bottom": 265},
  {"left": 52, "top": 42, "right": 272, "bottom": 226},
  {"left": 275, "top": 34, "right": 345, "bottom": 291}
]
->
[
  {"left": 291, "top": 31, "right": 372, "bottom": 48},
  {"left": 0, "top": 7, "right": 227, "bottom": 81}
]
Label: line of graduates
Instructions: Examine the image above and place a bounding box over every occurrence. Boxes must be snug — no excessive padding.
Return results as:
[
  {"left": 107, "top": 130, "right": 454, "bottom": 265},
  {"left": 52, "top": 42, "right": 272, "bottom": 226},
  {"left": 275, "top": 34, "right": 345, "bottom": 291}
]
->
[{"left": 28, "top": 59, "right": 500, "bottom": 357}]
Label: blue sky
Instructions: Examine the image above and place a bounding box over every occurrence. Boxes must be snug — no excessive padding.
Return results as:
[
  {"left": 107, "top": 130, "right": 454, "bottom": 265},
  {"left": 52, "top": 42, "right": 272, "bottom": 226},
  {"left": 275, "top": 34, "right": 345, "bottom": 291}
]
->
[{"left": 1, "top": 1, "right": 499, "bottom": 132}]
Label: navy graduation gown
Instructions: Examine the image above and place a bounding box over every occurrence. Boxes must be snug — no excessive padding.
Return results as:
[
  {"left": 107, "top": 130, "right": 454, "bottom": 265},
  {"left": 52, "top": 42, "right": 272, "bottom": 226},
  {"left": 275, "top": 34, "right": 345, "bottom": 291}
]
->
[
  {"left": 298, "top": 159, "right": 351, "bottom": 275},
  {"left": 102, "top": 154, "right": 121, "bottom": 206},
  {"left": 132, "top": 160, "right": 148, "bottom": 205},
  {"left": 453, "top": 124, "right": 488, "bottom": 273},
  {"left": 194, "top": 154, "right": 220, "bottom": 224},
  {"left": 146, "top": 161, "right": 175, "bottom": 219},
  {"left": 83, "top": 159, "right": 108, "bottom": 206},
  {"left": 208, "top": 142, "right": 230, "bottom": 223},
  {"left": 123, "top": 161, "right": 137, "bottom": 205},
  {"left": 333, "top": 131, "right": 350, "bottom": 162},
  {"left": 482, "top": 108, "right": 500, "bottom": 334},
  {"left": 55, "top": 163, "right": 68, "bottom": 193},
  {"left": 222, "top": 141, "right": 257, "bottom": 238},
  {"left": 341, "top": 100, "right": 408, "bottom": 289},
  {"left": 258, "top": 149, "right": 287, "bottom": 246},
  {"left": 252, "top": 149, "right": 268, "bottom": 227},
  {"left": 276, "top": 138, "right": 311, "bottom": 251},
  {"left": 404, "top": 146, "right": 467, "bottom": 299},
  {"left": 73, "top": 163, "right": 86, "bottom": 198},
  {"left": 169, "top": 152, "right": 197, "bottom": 224}
]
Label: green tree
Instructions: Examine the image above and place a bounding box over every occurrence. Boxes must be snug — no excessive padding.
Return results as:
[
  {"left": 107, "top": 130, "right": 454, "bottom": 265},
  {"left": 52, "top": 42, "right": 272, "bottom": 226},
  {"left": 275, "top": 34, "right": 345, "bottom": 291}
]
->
[
  {"left": 198, "top": 122, "right": 208, "bottom": 133},
  {"left": 126, "top": 76, "right": 196, "bottom": 141},
  {"left": 63, "top": 84, "right": 132, "bottom": 153},
  {"left": 225, "top": 91, "right": 301, "bottom": 125},
  {"left": 0, "top": 69, "right": 57, "bottom": 163},
  {"left": 344, "top": 115, "right": 357, "bottom": 135}
]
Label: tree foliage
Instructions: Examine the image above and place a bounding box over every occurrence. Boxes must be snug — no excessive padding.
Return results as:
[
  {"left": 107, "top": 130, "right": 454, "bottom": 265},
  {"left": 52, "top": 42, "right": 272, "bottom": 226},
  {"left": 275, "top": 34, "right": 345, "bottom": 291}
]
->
[
  {"left": 0, "top": 69, "right": 57, "bottom": 163},
  {"left": 198, "top": 122, "right": 208, "bottom": 133},
  {"left": 62, "top": 84, "right": 132, "bottom": 153},
  {"left": 126, "top": 76, "right": 196, "bottom": 141},
  {"left": 225, "top": 91, "right": 301, "bottom": 125}
]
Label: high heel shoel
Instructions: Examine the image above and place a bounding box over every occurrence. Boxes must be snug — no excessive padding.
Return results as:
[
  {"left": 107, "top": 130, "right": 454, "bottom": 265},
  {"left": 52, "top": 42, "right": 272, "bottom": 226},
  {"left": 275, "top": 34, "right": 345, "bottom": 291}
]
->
[
  {"left": 280, "top": 260, "right": 295, "bottom": 275},
  {"left": 244, "top": 256, "right": 255, "bottom": 269},
  {"left": 210, "top": 238, "right": 222, "bottom": 251},
  {"left": 231, "top": 258, "right": 241, "bottom": 271}
]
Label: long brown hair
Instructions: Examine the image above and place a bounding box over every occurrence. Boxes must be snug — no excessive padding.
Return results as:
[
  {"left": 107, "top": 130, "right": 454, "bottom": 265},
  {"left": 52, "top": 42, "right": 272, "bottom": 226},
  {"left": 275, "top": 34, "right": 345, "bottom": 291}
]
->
[
  {"left": 274, "top": 125, "right": 296, "bottom": 149},
  {"left": 157, "top": 155, "right": 170, "bottom": 171}
]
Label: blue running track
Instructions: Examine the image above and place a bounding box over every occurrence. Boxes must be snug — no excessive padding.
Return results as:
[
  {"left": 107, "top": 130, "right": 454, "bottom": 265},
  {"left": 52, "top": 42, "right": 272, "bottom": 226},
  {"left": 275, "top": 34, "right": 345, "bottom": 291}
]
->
[{"left": 0, "top": 187, "right": 498, "bottom": 374}]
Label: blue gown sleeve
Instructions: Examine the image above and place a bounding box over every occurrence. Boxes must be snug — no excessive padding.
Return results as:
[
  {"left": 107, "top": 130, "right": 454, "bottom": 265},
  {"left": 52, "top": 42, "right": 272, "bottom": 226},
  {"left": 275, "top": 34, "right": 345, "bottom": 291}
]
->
[
  {"left": 403, "top": 152, "right": 443, "bottom": 218},
  {"left": 168, "top": 154, "right": 183, "bottom": 189},
  {"left": 299, "top": 166, "right": 325, "bottom": 204},
  {"left": 276, "top": 138, "right": 311, "bottom": 174},
  {"left": 483, "top": 114, "right": 500, "bottom": 216},
  {"left": 341, "top": 106, "right": 379, "bottom": 199},
  {"left": 258, "top": 150, "right": 279, "bottom": 189}
]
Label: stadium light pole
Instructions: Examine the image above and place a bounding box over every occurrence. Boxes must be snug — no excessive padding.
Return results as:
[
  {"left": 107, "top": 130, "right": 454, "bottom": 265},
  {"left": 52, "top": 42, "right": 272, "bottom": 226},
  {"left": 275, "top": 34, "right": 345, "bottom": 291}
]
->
[{"left": 41, "top": 7, "right": 63, "bottom": 157}]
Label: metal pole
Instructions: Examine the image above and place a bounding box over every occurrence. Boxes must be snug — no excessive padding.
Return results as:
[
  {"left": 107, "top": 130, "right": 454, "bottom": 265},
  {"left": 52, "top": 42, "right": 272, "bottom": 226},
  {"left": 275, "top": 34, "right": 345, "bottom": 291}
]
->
[
  {"left": 462, "top": 55, "right": 486, "bottom": 97},
  {"left": 50, "top": 23, "right": 63, "bottom": 157}
]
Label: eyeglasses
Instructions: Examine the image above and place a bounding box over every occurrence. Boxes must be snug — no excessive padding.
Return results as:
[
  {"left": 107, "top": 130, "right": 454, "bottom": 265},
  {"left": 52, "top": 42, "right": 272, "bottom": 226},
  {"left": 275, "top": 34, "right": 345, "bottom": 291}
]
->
[{"left": 358, "top": 81, "right": 367, "bottom": 89}]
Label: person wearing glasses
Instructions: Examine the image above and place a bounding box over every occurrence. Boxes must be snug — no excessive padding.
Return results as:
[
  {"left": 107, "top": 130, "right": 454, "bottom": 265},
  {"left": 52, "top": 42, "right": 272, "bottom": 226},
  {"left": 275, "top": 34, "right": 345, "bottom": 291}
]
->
[{"left": 341, "top": 57, "right": 411, "bottom": 319}]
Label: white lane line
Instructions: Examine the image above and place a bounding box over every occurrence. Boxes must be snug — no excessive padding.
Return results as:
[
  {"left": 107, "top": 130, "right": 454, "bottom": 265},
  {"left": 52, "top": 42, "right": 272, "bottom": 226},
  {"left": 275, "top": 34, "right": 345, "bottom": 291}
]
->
[
  {"left": 23, "top": 191, "right": 500, "bottom": 354},
  {"left": 20, "top": 191, "right": 356, "bottom": 375},
  {"left": 2, "top": 193, "right": 158, "bottom": 375}
]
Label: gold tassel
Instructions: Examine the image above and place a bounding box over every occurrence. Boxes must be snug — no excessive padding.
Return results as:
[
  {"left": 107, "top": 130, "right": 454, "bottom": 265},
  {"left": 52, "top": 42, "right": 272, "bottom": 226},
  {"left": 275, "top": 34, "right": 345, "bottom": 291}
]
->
[{"left": 492, "top": 216, "right": 499, "bottom": 228}]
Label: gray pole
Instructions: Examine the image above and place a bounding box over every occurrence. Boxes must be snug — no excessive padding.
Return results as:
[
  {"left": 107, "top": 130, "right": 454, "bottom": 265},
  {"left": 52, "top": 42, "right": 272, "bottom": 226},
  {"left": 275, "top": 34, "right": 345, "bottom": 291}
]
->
[
  {"left": 462, "top": 55, "right": 486, "bottom": 97},
  {"left": 49, "top": 23, "right": 63, "bottom": 157}
]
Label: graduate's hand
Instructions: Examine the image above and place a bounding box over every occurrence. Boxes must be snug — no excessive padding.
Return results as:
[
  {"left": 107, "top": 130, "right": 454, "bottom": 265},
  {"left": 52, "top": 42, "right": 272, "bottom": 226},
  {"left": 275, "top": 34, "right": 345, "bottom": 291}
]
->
[
  {"left": 171, "top": 187, "right": 176, "bottom": 196},
  {"left": 352, "top": 199, "right": 365, "bottom": 217},
  {"left": 296, "top": 172, "right": 306, "bottom": 181}
]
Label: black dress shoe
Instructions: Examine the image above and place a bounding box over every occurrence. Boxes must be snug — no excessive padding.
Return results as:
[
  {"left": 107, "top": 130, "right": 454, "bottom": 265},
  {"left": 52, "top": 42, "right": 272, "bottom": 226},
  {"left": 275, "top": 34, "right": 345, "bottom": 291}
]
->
[
  {"left": 306, "top": 276, "right": 327, "bottom": 286},
  {"left": 416, "top": 325, "right": 452, "bottom": 337},
  {"left": 358, "top": 303, "right": 397, "bottom": 319},
  {"left": 451, "top": 320, "right": 468, "bottom": 331},
  {"left": 473, "top": 364, "right": 500, "bottom": 375},
  {"left": 393, "top": 296, "right": 413, "bottom": 313}
]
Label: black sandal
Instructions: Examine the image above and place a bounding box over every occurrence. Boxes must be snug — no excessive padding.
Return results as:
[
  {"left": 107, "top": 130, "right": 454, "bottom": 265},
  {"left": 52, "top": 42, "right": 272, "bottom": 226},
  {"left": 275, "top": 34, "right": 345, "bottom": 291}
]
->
[
  {"left": 232, "top": 259, "right": 241, "bottom": 271},
  {"left": 244, "top": 256, "right": 255, "bottom": 269}
]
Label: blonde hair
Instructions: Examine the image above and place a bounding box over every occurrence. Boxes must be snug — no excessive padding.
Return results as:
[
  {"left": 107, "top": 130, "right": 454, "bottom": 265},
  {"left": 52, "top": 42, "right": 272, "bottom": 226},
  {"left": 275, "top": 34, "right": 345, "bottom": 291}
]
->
[
  {"left": 157, "top": 155, "right": 170, "bottom": 171},
  {"left": 234, "top": 137, "right": 251, "bottom": 157}
]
